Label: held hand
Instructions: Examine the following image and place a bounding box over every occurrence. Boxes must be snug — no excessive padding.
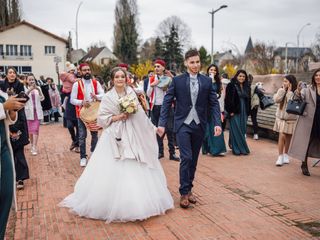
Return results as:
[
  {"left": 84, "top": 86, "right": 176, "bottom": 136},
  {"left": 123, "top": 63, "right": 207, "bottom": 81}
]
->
[
  {"left": 90, "top": 92, "right": 98, "bottom": 100},
  {"left": 221, "top": 113, "right": 224, "bottom": 123},
  {"left": 214, "top": 126, "right": 222, "bottom": 137},
  {"left": 230, "top": 113, "right": 234, "bottom": 117},
  {"left": 164, "top": 70, "right": 174, "bottom": 79},
  {"left": 156, "top": 126, "right": 165, "bottom": 137},
  {"left": 83, "top": 100, "right": 91, "bottom": 108},
  {"left": 3, "top": 96, "right": 25, "bottom": 111},
  {"left": 119, "top": 113, "right": 129, "bottom": 121},
  {"left": 150, "top": 79, "right": 160, "bottom": 87},
  {"left": 10, "top": 132, "right": 19, "bottom": 138}
]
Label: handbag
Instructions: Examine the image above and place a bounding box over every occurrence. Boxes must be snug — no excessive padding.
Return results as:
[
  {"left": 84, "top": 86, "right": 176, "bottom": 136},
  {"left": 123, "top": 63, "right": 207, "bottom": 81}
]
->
[
  {"left": 260, "top": 95, "right": 274, "bottom": 110},
  {"left": 286, "top": 99, "right": 307, "bottom": 115}
]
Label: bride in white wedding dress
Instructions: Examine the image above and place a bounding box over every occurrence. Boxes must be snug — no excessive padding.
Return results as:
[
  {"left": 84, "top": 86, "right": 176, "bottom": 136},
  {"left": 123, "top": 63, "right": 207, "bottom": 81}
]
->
[{"left": 59, "top": 67, "right": 174, "bottom": 223}]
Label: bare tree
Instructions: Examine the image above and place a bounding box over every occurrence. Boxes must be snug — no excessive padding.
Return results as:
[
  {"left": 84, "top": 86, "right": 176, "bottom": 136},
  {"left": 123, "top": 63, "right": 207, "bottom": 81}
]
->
[
  {"left": 139, "top": 38, "right": 156, "bottom": 62},
  {"left": 0, "top": 0, "right": 21, "bottom": 27},
  {"left": 221, "top": 41, "right": 245, "bottom": 70},
  {"left": 156, "top": 15, "right": 191, "bottom": 50},
  {"left": 247, "top": 42, "right": 275, "bottom": 75},
  {"left": 0, "top": 0, "right": 9, "bottom": 27},
  {"left": 312, "top": 28, "right": 320, "bottom": 60},
  {"left": 9, "top": 0, "right": 20, "bottom": 24}
]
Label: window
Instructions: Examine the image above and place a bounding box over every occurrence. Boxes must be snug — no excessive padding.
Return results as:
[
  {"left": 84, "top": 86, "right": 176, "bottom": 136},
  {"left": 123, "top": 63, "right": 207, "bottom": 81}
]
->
[
  {"left": 0, "top": 66, "right": 4, "bottom": 74},
  {"left": 20, "top": 45, "right": 32, "bottom": 56},
  {"left": 6, "top": 45, "right": 18, "bottom": 56},
  {"left": 0, "top": 45, "right": 3, "bottom": 55},
  {"left": 21, "top": 66, "right": 32, "bottom": 73},
  {"left": 45, "top": 46, "right": 55, "bottom": 55}
]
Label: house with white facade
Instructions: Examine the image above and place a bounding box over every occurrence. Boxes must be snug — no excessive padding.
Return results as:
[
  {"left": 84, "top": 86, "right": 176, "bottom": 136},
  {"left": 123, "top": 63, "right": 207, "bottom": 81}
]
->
[
  {"left": 80, "top": 47, "right": 118, "bottom": 66},
  {"left": 0, "top": 20, "right": 69, "bottom": 82},
  {"left": 214, "top": 50, "right": 235, "bottom": 67}
]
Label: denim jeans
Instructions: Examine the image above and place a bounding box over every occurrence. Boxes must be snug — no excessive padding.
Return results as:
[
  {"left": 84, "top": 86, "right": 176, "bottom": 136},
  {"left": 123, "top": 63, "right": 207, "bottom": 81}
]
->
[{"left": 78, "top": 118, "right": 98, "bottom": 159}]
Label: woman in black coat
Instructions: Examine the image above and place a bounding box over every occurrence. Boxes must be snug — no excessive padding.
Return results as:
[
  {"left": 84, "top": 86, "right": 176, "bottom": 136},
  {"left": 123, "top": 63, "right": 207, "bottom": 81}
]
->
[
  {"left": 0, "top": 67, "right": 30, "bottom": 189},
  {"left": 225, "top": 69, "right": 251, "bottom": 155}
]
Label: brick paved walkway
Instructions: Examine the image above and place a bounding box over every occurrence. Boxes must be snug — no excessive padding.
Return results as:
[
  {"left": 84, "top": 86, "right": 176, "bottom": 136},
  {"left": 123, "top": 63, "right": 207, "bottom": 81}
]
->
[{"left": 6, "top": 123, "right": 320, "bottom": 240}]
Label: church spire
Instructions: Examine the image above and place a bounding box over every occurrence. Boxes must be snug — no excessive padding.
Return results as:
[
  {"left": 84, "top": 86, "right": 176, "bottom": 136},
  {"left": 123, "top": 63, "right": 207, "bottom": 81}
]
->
[{"left": 245, "top": 36, "right": 254, "bottom": 55}]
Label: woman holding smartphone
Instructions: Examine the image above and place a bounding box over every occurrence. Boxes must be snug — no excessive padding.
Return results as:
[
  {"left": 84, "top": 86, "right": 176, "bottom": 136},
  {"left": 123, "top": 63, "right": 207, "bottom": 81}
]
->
[
  {"left": 0, "top": 67, "right": 30, "bottom": 190},
  {"left": 25, "top": 74, "right": 44, "bottom": 155},
  {"left": 273, "top": 75, "right": 298, "bottom": 166}
]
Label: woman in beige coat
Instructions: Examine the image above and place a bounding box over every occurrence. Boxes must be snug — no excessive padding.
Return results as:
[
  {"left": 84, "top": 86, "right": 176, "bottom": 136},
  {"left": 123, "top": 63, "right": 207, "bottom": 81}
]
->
[
  {"left": 273, "top": 75, "right": 298, "bottom": 166},
  {"left": 289, "top": 69, "right": 320, "bottom": 176},
  {"left": 0, "top": 91, "right": 25, "bottom": 239}
]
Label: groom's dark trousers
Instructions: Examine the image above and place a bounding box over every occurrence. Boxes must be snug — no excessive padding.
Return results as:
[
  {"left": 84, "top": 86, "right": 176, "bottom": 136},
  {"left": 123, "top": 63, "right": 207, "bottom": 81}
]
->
[
  {"left": 177, "top": 121, "right": 204, "bottom": 195},
  {"left": 159, "top": 72, "right": 221, "bottom": 196}
]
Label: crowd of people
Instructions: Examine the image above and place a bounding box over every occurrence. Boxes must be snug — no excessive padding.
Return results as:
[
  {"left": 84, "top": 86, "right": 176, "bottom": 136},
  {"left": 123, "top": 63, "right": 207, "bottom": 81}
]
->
[{"left": 0, "top": 49, "right": 319, "bottom": 236}]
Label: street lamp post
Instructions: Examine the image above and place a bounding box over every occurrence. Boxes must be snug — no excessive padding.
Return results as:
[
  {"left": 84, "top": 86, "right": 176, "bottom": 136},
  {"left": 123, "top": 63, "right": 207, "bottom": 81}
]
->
[
  {"left": 75, "top": 1, "right": 83, "bottom": 50},
  {"left": 296, "top": 22, "right": 311, "bottom": 73},
  {"left": 284, "top": 42, "right": 295, "bottom": 74},
  {"left": 209, "top": 5, "right": 227, "bottom": 64}
]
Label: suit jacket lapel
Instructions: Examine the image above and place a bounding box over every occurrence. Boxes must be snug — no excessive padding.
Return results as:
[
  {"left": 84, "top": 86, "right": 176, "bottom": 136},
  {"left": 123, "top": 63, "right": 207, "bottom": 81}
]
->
[
  {"left": 186, "top": 74, "right": 191, "bottom": 104},
  {"left": 195, "top": 74, "right": 202, "bottom": 105}
]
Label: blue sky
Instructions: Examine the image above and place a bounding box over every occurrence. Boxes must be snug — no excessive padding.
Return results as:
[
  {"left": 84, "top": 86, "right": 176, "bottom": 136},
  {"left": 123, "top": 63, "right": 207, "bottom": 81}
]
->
[{"left": 20, "top": 0, "right": 320, "bottom": 54}]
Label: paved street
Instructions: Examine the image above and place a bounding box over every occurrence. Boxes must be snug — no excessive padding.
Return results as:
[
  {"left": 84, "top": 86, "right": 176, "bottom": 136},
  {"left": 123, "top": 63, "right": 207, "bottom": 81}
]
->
[{"left": 6, "top": 123, "right": 320, "bottom": 240}]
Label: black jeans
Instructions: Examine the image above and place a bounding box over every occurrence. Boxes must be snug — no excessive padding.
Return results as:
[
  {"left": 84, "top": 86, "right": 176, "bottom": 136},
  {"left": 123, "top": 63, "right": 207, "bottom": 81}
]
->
[
  {"left": 250, "top": 107, "right": 259, "bottom": 134},
  {"left": 151, "top": 105, "right": 175, "bottom": 155},
  {"left": 67, "top": 119, "right": 79, "bottom": 147},
  {"left": 14, "top": 146, "right": 29, "bottom": 181}
]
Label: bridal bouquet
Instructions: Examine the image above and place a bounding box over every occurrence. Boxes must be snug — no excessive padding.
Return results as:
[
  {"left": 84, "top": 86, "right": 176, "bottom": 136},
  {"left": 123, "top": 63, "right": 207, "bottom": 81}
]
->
[{"left": 119, "top": 94, "right": 138, "bottom": 114}]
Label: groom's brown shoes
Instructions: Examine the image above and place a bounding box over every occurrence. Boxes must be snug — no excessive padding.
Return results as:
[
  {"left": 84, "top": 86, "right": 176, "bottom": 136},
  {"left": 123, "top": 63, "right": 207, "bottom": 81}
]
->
[
  {"left": 180, "top": 195, "right": 190, "bottom": 209},
  {"left": 188, "top": 192, "right": 197, "bottom": 204}
]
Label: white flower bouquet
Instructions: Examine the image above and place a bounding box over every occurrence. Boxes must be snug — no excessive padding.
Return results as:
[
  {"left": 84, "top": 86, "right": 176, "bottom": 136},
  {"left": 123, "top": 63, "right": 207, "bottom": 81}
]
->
[{"left": 119, "top": 94, "right": 138, "bottom": 114}]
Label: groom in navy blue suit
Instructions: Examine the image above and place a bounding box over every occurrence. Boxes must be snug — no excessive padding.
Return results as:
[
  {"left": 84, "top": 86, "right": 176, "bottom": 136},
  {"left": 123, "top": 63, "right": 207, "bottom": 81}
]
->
[{"left": 157, "top": 49, "right": 222, "bottom": 208}]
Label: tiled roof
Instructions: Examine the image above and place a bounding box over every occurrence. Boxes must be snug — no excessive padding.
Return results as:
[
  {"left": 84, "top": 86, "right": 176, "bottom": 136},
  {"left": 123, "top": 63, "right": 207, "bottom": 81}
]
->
[{"left": 0, "top": 20, "right": 68, "bottom": 43}]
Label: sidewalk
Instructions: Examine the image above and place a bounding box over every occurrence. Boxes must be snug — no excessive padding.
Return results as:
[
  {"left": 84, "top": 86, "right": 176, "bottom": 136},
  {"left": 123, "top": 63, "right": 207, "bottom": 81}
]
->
[{"left": 7, "top": 123, "right": 320, "bottom": 240}]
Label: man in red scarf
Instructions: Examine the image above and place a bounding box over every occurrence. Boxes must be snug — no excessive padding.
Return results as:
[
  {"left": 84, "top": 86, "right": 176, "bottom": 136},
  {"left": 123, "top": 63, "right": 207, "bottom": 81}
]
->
[
  {"left": 70, "top": 63, "right": 104, "bottom": 167},
  {"left": 147, "top": 59, "right": 179, "bottom": 161}
]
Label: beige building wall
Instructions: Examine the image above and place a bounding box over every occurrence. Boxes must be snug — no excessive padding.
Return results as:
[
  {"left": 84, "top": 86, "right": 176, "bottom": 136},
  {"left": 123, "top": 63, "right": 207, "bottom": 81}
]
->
[{"left": 0, "top": 24, "right": 68, "bottom": 83}]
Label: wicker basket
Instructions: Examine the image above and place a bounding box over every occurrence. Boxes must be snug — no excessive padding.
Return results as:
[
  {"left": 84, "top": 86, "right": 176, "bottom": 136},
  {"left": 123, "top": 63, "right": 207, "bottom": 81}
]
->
[{"left": 79, "top": 101, "right": 101, "bottom": 123}]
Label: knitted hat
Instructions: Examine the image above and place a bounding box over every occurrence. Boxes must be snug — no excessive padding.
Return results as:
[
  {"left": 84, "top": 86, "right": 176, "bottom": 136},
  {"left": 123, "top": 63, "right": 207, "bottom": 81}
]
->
[
  {"left": 154, "top": 59, "right": 165, "bottom": 67},
  {"left": 79, "top": 63, "right": 90, "bottom": 70},
  {"left": 65, "top": 61, "right": 76, "bottom": 72},
  {"left": 118, "top": 63, "right": 129, "bottom": 69}
]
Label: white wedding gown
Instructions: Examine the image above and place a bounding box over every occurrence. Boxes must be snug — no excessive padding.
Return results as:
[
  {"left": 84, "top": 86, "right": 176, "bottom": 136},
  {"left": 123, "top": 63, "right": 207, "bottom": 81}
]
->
[
  {"left": 60, "top": 89, "right": 174, "bottom": 223},
  {"left": 60, "top": 130, "right": 174, "bottom": 223}
]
